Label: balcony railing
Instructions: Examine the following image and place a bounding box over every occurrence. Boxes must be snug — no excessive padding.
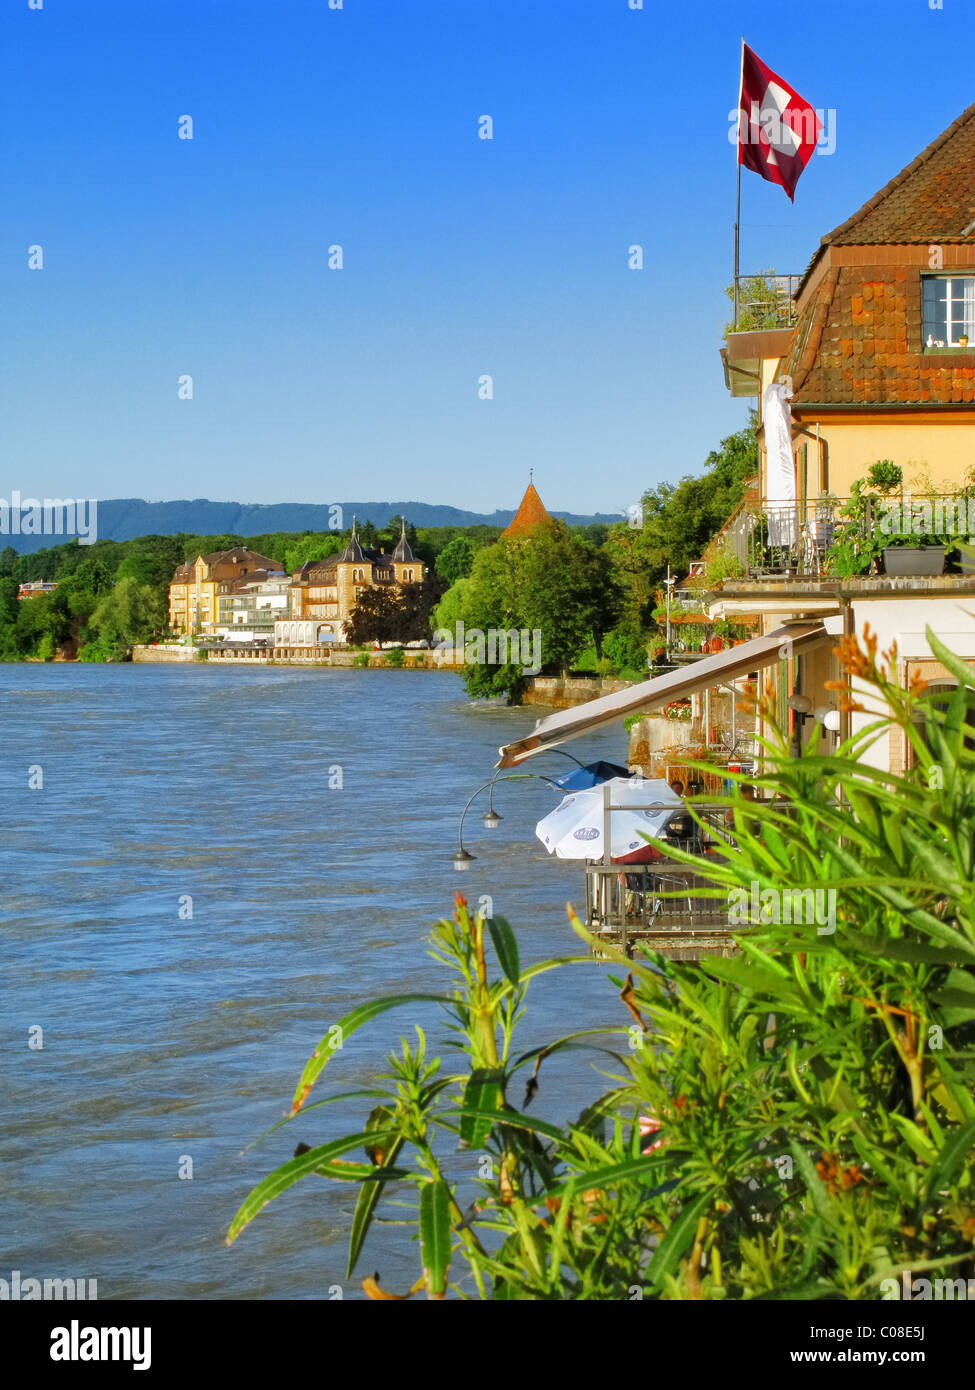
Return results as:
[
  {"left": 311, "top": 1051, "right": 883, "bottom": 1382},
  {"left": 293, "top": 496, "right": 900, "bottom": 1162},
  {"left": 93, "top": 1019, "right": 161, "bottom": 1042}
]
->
[
  {"left": 731, "top": 272, "right": 801, "bottom": 332},
  {"left": 719, "top": 494, "right": 975, "bottom": 579}
]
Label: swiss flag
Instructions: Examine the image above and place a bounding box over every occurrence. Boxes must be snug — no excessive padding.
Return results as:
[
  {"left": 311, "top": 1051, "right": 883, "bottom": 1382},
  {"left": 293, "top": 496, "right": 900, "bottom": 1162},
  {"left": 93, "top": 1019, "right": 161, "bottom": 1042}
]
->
[{"left": 737, "top": 45, "right": 821, "bottom": 201}]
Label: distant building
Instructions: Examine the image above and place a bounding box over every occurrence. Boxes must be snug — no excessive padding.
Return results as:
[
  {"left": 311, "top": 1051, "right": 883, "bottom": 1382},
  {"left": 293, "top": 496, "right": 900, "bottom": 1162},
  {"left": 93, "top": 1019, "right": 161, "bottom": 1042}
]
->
[
  {"left": 168, "top": 548, "right": 283, "bottom": 635},
  {"left": 215, "top": 572, "right": 290, "bottom": 641},
  {"left": 283, "top": 517, "right": 424, "bottom": 655},
  {"left": 17, "top": 580, "right": 58, "bottom": 600}
]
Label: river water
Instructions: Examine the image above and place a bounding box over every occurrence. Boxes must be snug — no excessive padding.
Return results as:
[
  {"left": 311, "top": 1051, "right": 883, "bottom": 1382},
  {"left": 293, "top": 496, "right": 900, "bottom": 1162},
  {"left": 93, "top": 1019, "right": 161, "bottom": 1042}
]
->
[{"left": 1, "top": 664, "right": 627, "bottom": 1299}]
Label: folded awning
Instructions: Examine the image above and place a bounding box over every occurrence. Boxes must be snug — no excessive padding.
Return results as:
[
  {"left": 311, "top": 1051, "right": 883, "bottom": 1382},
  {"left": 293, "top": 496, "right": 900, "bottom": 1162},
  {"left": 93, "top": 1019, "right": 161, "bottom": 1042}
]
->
[{"left": 497, "top": 622, "right": 830, "bottom": 767}]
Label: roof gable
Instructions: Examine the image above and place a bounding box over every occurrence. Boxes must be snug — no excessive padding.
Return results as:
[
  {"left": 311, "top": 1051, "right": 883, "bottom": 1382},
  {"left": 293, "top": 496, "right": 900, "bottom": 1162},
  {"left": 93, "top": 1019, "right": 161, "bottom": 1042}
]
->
[{"left": 821, "top": 102, "right": 975, "bottom": 247}]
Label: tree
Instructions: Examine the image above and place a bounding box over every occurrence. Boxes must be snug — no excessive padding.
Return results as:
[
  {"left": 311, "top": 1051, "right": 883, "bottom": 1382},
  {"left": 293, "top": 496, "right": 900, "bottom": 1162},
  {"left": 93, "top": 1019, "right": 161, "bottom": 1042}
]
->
[
  {"left": 0, "top": 546, "right": 17, "bottom": 578},
  {"left": 283, "top": 533, "right": 345, "bottom": 576},
  {"left": 446, "top": 522, "right": 623, "bottom": 700},
  {"left": 80, "top": 578, "right": 165, "bottom": 661},
  {"left": 608, "top": 418, "right": 757, "bottom": 631},
  {"left": 434, "top": 536, "right": 474, "bottom": 585},
  {"left": 344, "top": 588, "right": 407, "bottom": 646}
]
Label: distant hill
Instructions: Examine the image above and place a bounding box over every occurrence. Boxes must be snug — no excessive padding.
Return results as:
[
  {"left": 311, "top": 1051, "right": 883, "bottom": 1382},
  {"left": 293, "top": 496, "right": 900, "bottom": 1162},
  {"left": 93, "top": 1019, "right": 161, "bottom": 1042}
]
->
[{"left": 2, "top": 498, "right": 622, "bottom": 554}]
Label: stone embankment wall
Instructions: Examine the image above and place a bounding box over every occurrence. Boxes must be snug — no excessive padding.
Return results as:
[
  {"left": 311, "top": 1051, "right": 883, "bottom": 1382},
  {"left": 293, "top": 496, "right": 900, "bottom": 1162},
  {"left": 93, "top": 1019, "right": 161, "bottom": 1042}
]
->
[
  {"left": 521, "top": 676, "right": 633, "bottom": 710},
  {"left": 131, "top": 644, "right": 196, "bottom": 663},
  {"left": 131, "top": 645, "right": 465, "bottom": 669}
]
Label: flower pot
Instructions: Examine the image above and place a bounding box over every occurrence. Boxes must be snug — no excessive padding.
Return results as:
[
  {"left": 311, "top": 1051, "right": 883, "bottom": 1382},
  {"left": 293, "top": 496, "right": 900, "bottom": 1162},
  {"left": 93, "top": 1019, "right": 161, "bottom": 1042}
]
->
[
  {"left": 882, "top": 546, "right": 946, "bottom": 577},
  {"left": 710, "top": 636, "right": 723, "bottom": 652}
]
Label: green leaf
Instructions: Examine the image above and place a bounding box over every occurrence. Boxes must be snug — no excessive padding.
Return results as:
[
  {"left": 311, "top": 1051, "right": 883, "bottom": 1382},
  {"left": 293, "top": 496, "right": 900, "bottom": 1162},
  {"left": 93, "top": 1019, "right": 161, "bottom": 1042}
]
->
[
  {"left": 926, "top": 628, "right": 975, "bottom": 693},
  {"left": 702, "top": 954, "right": 801, "bottom": 1004},
  {"left": 645, "top": 1190, "right": 712, "bottom": 1290},
  {"left": 924, "top": 1116, "right": 975, "bottom": 1202},
  {"left": 890, "top": 1115, "right": 938, "bottom": 1164},
  {"left": 226, "top": 1130, "right": 398, "bottom": 1244},
  {"left": 459, "top": 1069, "right": 505, "bottom": 1148},
  {"left": 347, "top": 1135, "right": 407, "bottom": 1278},
  {"left": 487, "top": 916, "right": 520, "bottom": 986},
  {"left": 419, "top": 1179, "right": 452, "bottom": 1296},
  {"left": 290, "top": 994, "right": 449, "bottom": 1113},
  {"left": 845, "top": 931, "right": 972, "bottom": 967},
  {"left": 449, "top": 1104, "right": 567, "bottom": 1145},
  {"left": 546, "top": 1155, "right": 674, "bottom": 1195},
  {"left": 789, "top": 1142, "right": 831, "bottom": 1223},
  {"left": 930, "top": 988, "right": 975, "bottom": 1015}
]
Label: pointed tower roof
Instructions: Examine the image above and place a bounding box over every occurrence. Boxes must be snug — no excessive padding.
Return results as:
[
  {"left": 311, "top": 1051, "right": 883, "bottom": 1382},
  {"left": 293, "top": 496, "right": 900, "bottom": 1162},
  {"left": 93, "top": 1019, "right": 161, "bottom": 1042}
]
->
[
  {"left": 391, "top": 516, "right": 417, "bottom": 563},
  {"left": 333, "top": 515, "right": 367, "bottom": 565},
  {"left": 500, "top": 483, "right": 554, "bottom": 539}
]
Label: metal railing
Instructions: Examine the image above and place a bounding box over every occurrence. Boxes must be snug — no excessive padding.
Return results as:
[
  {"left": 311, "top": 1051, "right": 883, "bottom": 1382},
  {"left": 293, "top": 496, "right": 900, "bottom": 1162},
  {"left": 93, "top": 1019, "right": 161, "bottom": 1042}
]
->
[
  {"left": 583, "top": 793, "right": 742, "bottom": 957},
  {"left": 732, "top": 273, "right": 801, "bottom": 332},
  {"left": 719, "top": 494, "right": 974, "bottom": 580}
]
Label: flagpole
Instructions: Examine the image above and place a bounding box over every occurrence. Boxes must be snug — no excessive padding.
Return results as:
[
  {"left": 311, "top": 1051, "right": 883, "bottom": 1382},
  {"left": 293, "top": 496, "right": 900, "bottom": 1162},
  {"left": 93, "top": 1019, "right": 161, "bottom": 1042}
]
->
[{"left": 734, "top": 36, "right": 745, "bottom": 330}]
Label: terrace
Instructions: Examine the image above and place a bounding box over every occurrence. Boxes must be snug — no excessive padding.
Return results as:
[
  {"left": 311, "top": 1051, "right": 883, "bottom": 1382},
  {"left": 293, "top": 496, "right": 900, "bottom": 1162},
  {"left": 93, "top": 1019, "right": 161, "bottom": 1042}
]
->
[{"left": 716, "top": 492, "right": 975, "bottom": 583}]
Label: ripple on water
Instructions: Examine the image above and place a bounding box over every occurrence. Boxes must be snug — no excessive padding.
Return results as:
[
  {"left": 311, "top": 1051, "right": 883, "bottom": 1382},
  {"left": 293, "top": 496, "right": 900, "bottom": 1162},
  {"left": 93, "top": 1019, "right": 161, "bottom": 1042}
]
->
[{"left": 1, "top": 664, "right": 626, "bottom": 1297}]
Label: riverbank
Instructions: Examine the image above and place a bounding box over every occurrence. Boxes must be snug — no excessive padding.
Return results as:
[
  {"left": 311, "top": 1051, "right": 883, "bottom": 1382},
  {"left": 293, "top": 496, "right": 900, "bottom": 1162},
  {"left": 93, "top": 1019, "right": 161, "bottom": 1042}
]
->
[{"left": 131, "top": 643, "right": 467, "bottom": 669}]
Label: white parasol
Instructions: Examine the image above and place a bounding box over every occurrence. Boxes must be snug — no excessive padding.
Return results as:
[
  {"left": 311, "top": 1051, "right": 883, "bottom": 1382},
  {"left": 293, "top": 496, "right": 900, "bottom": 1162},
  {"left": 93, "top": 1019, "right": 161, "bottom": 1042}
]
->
[{"left": 535, "top": 777, "right": 681, "bottom": 863}]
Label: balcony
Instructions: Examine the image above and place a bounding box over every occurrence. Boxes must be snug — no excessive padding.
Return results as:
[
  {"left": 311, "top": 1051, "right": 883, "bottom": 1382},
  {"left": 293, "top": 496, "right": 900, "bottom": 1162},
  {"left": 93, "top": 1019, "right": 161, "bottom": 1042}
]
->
[
  {"left": 715, "top": 494, "right": 975, "bottom": 584},
  {"left": 721, "top": 273, "right": 801, "bottom": 398},
  {"left": 731, "top": 272, "right": 802, "bottom": 332}
]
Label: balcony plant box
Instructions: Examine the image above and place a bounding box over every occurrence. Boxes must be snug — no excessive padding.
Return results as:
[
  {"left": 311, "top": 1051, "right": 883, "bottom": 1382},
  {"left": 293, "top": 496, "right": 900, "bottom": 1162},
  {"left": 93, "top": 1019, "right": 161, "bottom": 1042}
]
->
[{"left": 882, "top": 545, "right": 946, "bottom": 577}]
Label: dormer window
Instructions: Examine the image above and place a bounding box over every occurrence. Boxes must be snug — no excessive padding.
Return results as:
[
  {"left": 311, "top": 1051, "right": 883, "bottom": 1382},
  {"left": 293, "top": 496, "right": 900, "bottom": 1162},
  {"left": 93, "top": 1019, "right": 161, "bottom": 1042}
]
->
[{"left": 922, "top": 275, "right": 975, "bottom": 347}]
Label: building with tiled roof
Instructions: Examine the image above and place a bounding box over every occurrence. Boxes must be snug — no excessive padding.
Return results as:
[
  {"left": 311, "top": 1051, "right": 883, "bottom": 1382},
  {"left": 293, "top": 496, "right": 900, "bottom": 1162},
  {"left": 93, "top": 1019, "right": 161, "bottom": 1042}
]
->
[
  {"left": 712, "top": 103, "right": 975, "bottom": 783},
  {"left": 500, "top": 482, "right": 555, "bottom": 538},
  {"left": 283, "top": 517, "right": 425, "bottom": 654},
  {"left": 168, "top": 547, "right": 284, "bottom": 634},
  {"left": 724, "top": 101, "right": 975, "bottom": 504}
]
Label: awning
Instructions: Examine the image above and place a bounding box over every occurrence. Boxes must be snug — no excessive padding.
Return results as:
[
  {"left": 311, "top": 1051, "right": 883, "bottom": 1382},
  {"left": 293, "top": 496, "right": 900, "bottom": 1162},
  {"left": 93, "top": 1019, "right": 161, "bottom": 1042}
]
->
[{"left": 497, "top": 622, "right": 830, "bottom": 767}]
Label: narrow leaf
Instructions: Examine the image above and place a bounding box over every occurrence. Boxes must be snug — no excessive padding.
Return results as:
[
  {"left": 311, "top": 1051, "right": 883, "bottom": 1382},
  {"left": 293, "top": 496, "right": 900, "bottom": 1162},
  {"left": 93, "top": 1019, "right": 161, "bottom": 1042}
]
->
[
  {"left": 419, "top": 1180, "right": 452, "bottom": 1297},
  {"left": 290, "top": 994, "right": 448, "bottom": 1113},
  {"left": 487, "top": 916, "right": 520, "bottom": 986}
]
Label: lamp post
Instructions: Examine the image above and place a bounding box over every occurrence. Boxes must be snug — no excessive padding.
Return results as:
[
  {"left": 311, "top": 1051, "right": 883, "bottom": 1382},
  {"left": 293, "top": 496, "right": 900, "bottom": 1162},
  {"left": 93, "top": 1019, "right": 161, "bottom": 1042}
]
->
[
  {"left": 664, "top": 566, "right": 676, "bottom": 661},
  {"left": 452, "top": 770, "right": 561, "bottom": 870}
]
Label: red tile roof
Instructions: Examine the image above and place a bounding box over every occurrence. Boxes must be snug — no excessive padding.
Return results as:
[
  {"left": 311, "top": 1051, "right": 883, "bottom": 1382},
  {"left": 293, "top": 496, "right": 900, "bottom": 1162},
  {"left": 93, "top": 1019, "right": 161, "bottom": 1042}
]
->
[
  {"left": 784, "top": 105, "right": 975, "bottom": 407},
  {"left": 818, "top": 102, "right": 975, "bottom": 248},
  {"left": 787, "top": 262, "right": 975, "bottom": 406},
  {"left": 501, "top": 483, "right": 554, "bottom": 537}
]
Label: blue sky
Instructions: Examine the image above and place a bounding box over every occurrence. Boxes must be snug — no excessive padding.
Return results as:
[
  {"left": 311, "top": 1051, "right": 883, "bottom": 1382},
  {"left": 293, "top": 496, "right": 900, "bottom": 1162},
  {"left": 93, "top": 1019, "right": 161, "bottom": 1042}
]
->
[{"left": 1, "top": 0, "right": 971, "bottom": 516}]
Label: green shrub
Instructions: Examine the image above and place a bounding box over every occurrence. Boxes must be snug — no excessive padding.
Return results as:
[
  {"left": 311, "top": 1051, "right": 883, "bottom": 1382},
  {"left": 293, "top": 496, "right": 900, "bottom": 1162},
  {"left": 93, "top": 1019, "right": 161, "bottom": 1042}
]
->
[
  {"left": 385, "top": 646, "right": 406, "bottom": 667},
  {"left": 229, "top": 628, "right": 975, "bottom": 1300},
  {"left": 353, "top": 652, "right": 370, "bottom": 668}
]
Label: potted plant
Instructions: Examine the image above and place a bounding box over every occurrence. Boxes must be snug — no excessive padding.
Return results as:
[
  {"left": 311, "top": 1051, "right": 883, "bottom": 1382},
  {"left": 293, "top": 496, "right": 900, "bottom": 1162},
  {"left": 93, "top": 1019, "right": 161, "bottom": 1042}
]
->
[
  {"left": 882, "top": 537, "right": 947, "bottom": 577},
  {"left": 960, "top": 334, "right": 969, "bottom": 348}
]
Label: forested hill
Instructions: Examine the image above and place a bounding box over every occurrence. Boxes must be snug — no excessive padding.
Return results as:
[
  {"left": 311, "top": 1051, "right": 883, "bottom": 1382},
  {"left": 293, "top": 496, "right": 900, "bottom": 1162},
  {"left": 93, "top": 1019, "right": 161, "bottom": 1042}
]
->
[{"left": 3, "top": 498, "right": 621, "bottom": 554}]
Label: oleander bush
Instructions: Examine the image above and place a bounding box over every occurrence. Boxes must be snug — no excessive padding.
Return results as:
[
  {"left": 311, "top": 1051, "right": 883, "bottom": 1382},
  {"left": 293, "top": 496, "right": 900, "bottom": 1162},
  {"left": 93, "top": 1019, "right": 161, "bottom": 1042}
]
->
[{"left": 228, "top": 627, "right": 975, "bottom": 1299}]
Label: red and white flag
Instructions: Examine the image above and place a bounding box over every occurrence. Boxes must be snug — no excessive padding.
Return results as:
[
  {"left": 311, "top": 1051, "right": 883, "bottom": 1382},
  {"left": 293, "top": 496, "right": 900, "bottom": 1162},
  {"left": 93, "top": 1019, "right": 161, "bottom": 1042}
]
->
[{"left": 737, "top": 44, "right": 821, "bottom": 201}]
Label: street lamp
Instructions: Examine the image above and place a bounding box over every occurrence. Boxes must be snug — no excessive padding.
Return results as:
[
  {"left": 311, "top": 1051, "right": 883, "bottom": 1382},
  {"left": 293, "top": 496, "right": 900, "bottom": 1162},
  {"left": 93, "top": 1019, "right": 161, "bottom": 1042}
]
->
[
  {"left": 452, "top": 771, "right": 559, "bottom": 869},
  {"left": 664, "top": 565, "right": 676, "bottom": 661}
]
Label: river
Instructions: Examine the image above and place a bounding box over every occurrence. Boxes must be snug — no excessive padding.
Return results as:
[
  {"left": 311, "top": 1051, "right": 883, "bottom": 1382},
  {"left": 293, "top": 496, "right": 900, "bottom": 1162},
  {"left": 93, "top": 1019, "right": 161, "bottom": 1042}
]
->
[{"left": 1, "top": 664, "right": 627, "bottom": 1299}]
